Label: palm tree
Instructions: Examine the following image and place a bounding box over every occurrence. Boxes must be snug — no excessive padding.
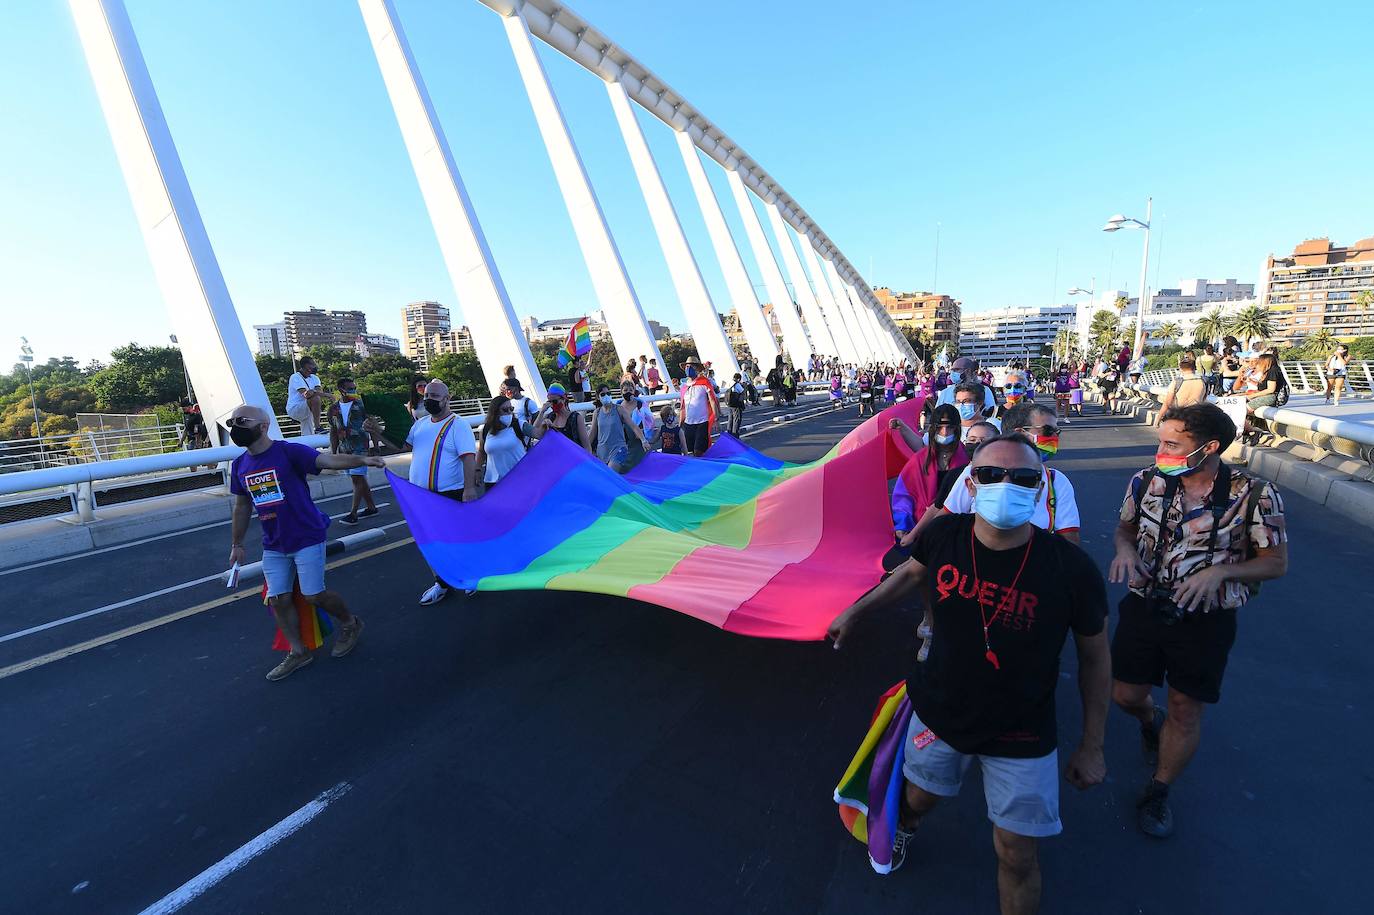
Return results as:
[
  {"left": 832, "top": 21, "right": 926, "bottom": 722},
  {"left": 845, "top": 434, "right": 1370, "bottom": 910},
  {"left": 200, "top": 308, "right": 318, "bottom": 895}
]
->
[
  {"left": 1306, "top": 328, "right": 1336, "bottom": 354},
  {"left": 1355, "top": 290, "right": 1374, "bottom": 311},
  {"left": 1052, "top": 326, "right": 1080, "bottom": 364},
  {"left": 1089, "top": 309, "right": 1120, "bottom": 353},
  {"left": 1154, "top": 322, "right": 1183, "bottom": 346},
  {"left": 1192, "top": 307, "right": 1228, "bottom": 350},
  {"left": 1227, "top": 305, "right": 1274, "bottom": 350},
  {"left": 1113, "top": 295, "right": 1130, "bottom": 312}
]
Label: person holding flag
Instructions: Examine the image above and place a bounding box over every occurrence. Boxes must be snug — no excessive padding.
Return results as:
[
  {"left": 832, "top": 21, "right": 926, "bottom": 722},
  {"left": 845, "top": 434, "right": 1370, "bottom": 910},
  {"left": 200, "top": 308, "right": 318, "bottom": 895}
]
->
[
  {"left": 679, "top": 355, "right": 720, "bottom": 457},
  {"left": 406, "top": 380, "right": 478, "bottom": 606},
  {"left": 556, "top": 317, "right": 593, "bottom": 374}
]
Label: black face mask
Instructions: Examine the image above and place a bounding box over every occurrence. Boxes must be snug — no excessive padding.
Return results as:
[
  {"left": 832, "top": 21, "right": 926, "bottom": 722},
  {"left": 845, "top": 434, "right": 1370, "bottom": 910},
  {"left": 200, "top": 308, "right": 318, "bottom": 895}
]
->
[
  {"left": 228, "top": 425, "right": 261, "bottom": 448},
  {"left": 423, "top": 398, "right": 444, "bottom": 416}
]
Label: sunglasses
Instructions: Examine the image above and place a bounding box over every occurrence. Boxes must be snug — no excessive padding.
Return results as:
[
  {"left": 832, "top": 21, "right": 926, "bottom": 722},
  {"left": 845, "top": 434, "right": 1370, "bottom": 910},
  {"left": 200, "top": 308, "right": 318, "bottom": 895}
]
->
[
  {"left": 971, "top": 466, "right": 1041, "bottom": 488},
  {"left": 1019, "top": 424, "right": 1060, "bottom": 437},
  {"left": 225, "top": 416, "right": 259, "bottom": 428}
]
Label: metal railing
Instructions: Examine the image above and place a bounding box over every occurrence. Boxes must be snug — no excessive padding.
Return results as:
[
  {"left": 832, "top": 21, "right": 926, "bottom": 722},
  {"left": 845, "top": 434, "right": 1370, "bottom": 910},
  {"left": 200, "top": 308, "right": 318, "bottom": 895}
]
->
[
  {"left": 1139, "top": 361, "right": 1373, "bottom": 397},
  {"left": 0, "top": 385, "right": 833, "bottom": 525},
  {"left": 0, "top": 423, "right": 189, "bottom": 473}
]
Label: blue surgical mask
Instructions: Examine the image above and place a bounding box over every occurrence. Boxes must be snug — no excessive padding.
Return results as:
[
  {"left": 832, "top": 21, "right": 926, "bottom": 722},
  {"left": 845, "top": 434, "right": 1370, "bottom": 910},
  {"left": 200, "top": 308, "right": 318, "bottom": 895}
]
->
[
  {"left": 934, "top": 432, "right": 957, "bottom": 445},
  {"left": 973, "top": 481, "right": 1040, "bottom": 530},
  {"left": 600, "top": 394, "right": 613, "bottom": 406},
  {"left": 499, "top": 414, "right": 514, "bottom": 427},
  {"left": 950, "top": 371, "right": 963, "bottom": 383},
  {"left": 686, "top": 366, "right": 698, "bottom": 378},
  {"left": 958, "top": 403, "right": 979, "bottom": 421}
]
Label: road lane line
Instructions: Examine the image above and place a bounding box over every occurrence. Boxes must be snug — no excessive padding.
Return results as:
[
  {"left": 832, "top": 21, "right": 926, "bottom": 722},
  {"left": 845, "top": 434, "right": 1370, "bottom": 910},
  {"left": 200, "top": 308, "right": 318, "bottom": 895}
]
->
[
  {"left": 0, "top": 488, "right": 394, "bottom": 576},
  {"left": 0, "top": 573, "right": 227, "bottom": 644},
  {"left": 0, "top": 537, "right": 414, "bottom": 680},
  {"left": 0, "top": 515, "right": 409, "bottom": 645},
  {"left": 136, "top": 782, "right": 352, "bottom": 915}
]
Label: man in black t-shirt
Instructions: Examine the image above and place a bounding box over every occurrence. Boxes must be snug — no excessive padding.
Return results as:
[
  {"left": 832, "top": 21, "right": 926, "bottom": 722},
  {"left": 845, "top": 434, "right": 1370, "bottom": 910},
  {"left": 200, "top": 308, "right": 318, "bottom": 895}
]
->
[{"left": 829, "top": 435, "right": 1110, "bottom": 915}]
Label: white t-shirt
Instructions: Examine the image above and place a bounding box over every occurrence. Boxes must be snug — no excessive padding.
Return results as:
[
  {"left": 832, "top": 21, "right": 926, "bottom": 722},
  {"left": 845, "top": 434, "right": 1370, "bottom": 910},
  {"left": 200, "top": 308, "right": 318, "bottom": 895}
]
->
[
  {"left": 482, "top": 427, "right": 526, "bottom": 484},
  {"left": 286, "top": 372, "right": 320, "bottom": 411},
  {"left": 509, "top": 395, "right": 539, "bottom": 433},
  {"left": 681, "top": 382, "right": 712, "bottom": 424},
  {"left": 942, "top": 464, "right": 1080, "bottom": 533},
  {"left": 935, "top": 383, "right": 997, "bottom": 414},
  {"left": 406, "top": 413, "right": 477, "bottom": 492}
]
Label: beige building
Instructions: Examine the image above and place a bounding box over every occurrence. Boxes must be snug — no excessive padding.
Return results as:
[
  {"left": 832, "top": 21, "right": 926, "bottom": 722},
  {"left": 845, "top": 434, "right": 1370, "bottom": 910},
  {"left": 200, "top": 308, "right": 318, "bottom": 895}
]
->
[
  {"left": 1261, "top": 236, "right": 1374, "bottom": 343},
  {"left": 401, "top": 301, "right": 451, "bottom": 369},
  {"left": 283, "top": 307, "right": 367, "bottom": 353},
  {"left": 873, "top": 288, "right": 961, "bottom": 351}
]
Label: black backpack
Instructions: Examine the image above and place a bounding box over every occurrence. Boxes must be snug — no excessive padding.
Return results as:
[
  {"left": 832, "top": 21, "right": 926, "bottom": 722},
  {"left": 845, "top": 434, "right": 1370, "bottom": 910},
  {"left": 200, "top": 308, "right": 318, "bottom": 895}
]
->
[{"left": 727, "top": 386, "right": 744, "bottom": 409}]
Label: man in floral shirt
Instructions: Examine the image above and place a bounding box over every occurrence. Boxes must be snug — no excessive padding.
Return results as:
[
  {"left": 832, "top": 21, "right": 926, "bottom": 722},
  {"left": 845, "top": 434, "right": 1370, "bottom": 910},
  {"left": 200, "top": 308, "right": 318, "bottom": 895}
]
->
[{"left": 1109, "top": 403, "right": 1288, "bottom": 839}]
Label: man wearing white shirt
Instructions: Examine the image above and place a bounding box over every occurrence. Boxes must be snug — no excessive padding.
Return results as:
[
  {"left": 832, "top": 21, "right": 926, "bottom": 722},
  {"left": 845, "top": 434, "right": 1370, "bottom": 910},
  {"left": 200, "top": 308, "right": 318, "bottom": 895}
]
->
[
  {"left": 942, "top": 402, "right": 1081, "bottom": 543},
  {"left": 935, "top": 357, "right": 997, "bottom": 415},
  {"left": 285, "top": 356, "right": 331, "bottom": 436},
  {"left": 406, "top": 380, "right": 477, "bottom": 605}
]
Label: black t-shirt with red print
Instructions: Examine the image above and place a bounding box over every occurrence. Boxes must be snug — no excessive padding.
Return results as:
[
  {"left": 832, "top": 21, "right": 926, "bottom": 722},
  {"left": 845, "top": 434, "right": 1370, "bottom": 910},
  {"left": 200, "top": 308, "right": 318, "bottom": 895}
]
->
[{"left": 907, "top": 513, "right": 1107, "bottom": 758}]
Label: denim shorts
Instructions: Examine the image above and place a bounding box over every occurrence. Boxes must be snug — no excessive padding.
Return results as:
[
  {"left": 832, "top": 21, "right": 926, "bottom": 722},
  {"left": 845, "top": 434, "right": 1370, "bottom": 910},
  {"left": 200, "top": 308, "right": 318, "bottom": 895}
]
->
[
  {"left": 902, "top": 711, "right": 1062, "bottom": 837},
  {"left": 261, "top": 540, "right": 327, "bottom": 598}
]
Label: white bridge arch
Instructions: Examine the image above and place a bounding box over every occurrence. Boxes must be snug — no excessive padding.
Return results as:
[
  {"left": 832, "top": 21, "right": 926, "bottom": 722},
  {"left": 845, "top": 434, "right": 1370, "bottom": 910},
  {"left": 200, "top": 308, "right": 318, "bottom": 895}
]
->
[{"left": 69, "top": 0, "right": 915, "bottom": 440}]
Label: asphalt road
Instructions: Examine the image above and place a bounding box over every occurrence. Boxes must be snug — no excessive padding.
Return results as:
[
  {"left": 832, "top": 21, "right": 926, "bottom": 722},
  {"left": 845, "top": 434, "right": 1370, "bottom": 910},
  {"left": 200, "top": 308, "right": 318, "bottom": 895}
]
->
[{"left": 3, "top": 401, "right": 1372, "bottom": 914}]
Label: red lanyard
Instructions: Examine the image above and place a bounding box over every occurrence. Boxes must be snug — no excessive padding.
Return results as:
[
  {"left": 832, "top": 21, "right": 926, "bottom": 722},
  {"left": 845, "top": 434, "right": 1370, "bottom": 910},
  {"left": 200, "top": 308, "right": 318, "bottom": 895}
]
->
[{"left": 968, "top": 526, "right": 1034, "bottom": 670}]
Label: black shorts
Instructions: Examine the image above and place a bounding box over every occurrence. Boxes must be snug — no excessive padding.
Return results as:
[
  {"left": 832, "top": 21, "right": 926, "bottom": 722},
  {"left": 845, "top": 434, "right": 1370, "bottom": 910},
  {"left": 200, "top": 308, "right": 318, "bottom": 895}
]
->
[
  {"left": 683, "top": 421, "right": 710, "bottom": 456},
  {"left": 1111, "top": 593, "right": 1237, "bottom": 703}
]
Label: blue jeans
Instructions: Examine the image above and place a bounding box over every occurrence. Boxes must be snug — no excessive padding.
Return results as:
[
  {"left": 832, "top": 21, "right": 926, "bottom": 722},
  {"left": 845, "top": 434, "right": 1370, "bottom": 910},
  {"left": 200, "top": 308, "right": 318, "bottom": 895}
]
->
[{"left": 261, "top": 540, "right": 327, "bottom": 598}]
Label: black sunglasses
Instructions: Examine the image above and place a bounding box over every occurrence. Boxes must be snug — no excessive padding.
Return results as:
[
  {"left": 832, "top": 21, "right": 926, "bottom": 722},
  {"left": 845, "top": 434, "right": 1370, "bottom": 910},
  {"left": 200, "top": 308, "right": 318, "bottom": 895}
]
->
[
  {"left": 225, "top": 416, "right": 260, "bottom": 428},
  {"left": 971, "top": 466, "right": 1041, "bottom": 488}
]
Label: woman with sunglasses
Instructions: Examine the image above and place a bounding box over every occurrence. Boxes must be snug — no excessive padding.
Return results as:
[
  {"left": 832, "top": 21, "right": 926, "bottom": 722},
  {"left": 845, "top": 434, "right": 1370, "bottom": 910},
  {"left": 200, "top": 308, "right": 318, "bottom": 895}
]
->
[
  {"left": 475, "top": 395, "right": 527, "bottom": 491},
  {"left": 532, "top": 383, "right": 591, "bottom": 453}
]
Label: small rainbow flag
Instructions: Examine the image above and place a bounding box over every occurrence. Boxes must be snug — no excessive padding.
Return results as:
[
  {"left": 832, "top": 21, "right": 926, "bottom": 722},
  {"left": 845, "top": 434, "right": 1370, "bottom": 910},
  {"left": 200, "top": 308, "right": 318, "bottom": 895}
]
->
[
  {"left": 556, "top": 318, "right": 592, "bottom": 369},
  {"left": 262, "top": 580, "right": 334, "bottom": 651}
]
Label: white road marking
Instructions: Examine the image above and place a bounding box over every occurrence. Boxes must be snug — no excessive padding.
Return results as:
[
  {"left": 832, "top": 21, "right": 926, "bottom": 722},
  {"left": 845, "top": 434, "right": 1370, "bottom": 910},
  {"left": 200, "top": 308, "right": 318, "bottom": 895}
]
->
[
  {"left": 0, "top": 517, "right": 410, "bottom": 645},
  {"left": 0, "top": 573, "right": 225, "bottom": 644},
  {"left": 0, "top": 487, "right": 393, "bottom": 576},
  {"left": 136, "top": 782, "right": 352, "bottom": 915}
]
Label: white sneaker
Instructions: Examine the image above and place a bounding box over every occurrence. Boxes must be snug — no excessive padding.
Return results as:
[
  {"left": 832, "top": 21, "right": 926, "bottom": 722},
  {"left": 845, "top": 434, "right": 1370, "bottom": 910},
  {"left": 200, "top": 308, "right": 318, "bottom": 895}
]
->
[{"left": 419, "top": 583, "right": 449, "bottom": 605}]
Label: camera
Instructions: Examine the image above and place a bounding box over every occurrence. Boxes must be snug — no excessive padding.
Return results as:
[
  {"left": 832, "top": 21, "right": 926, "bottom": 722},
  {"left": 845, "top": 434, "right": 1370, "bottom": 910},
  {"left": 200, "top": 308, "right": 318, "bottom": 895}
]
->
[{"left": 1145, "top": 584, "right": 1186, "bottom": 626}]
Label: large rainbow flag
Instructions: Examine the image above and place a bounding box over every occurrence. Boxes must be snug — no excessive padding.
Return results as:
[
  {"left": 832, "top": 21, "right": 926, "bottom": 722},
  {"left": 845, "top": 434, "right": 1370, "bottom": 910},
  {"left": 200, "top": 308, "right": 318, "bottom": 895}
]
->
[
  {"left": 388, "top": 399, "right": 922, "bottom": 639},
  {"left": 556, "top": 317, "right": 593, "bottom": 369}
]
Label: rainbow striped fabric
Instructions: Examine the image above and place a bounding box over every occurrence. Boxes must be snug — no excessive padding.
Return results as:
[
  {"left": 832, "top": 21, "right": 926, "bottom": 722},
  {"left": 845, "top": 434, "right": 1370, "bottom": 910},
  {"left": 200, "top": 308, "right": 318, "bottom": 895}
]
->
[
  {"left": 834, "top": 681, "right": 912, "bottom": 874},
  {"left": 556, "top": 317, "right": 592, "bottom": 369},
  {"left": 262, "top": 581, "right": 334, "bottom": 651},
  {"left": 389, "top": 400, "right": 923, "bottom": 640}
]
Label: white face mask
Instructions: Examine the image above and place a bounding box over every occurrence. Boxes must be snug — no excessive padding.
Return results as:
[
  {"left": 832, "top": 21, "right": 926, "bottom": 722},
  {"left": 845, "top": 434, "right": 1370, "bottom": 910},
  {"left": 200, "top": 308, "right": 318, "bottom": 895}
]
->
[
  {"left": 600, "top": 395, "right": 613, "bottom": 406},
  {"left": 499, "top": 414, "right": 514, "bottom": 427}
]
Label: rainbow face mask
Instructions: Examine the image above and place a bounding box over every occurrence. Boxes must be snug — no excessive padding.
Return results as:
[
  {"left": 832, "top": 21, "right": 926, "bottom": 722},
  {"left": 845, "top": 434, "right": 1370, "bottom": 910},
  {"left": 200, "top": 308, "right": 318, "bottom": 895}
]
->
[
  {"left": 1155, "top": 443, "right": 1207, "bottom": 476},
  {"left": 1034, "top": 434, "right": 1059, "bottom": 459}
]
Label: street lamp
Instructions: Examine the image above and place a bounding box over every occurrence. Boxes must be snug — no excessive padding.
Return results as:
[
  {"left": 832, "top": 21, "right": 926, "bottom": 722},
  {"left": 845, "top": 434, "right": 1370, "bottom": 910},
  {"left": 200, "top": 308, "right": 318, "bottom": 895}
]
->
[
  {"left": 1102, "top": 198, "right": 1152, "bottom": 362},
  {"left": 19, "top": 336, "right": 46, "bottom": 466},
  {"left": 1067, "top": 279, "right": 1096, "bottom": 361}
]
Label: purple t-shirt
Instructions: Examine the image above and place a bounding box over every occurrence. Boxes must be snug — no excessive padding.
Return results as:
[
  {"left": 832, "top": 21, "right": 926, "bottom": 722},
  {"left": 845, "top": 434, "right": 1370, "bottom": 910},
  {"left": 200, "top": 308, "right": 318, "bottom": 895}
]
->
[{"left": 229, "top": 441, "right": 329, "bottom": 554}]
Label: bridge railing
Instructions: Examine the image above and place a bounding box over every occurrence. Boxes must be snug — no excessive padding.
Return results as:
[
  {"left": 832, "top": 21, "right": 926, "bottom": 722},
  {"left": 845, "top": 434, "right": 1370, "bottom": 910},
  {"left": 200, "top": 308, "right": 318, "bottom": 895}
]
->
[
  {"left": 1139, "top": 362, "right": 1374, "bottom": 396},
  {"left": 0, "top": 385, "right": 833, "bottom": 526}
]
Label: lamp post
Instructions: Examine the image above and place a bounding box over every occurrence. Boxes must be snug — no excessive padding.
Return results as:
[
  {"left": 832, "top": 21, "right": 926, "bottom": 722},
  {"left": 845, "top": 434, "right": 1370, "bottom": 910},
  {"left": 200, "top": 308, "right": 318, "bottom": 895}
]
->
[
  {"left": 1103, "top": 199, "right": 1152, "bottom": 362},
  {"left": 19, "top": 337, "right": 46, "bottom": 467},
  {"left": 1067, "top": 279, "right": 1096, "bottom": 362},
  {"left": 169, "top": 334, "right": 192, "bottom": 402}
]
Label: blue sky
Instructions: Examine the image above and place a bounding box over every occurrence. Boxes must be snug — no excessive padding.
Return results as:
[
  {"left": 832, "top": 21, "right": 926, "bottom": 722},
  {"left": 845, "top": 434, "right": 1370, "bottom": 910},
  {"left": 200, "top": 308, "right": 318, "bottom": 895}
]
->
[{"left": 3, "top": 0, "right": 1371, "bottom": 365}]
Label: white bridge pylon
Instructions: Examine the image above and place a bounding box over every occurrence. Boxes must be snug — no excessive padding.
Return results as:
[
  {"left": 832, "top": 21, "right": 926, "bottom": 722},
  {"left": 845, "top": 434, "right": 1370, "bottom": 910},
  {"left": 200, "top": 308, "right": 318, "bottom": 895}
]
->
[{"left": 71, "top": 0, "right": 909, "bottom": 429}]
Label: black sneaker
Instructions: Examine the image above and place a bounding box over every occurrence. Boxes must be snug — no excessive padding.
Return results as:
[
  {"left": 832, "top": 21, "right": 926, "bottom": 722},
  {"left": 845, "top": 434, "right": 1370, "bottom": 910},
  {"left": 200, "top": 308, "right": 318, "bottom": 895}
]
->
[
  {"left": 889, "top": 824, "right": 916, "bottom": 873},
  {"left": 1136, "top": 780, "right": 1174, "bottom": 838},
  {"left": 358, "top": 507, "right": 380, "bottom": 519},
  {"left": 338, "top": 513, "right": 359, "bottom": 526},
  {"left": 1141, "top": 706, "right": 1166, "bottom": 767}
]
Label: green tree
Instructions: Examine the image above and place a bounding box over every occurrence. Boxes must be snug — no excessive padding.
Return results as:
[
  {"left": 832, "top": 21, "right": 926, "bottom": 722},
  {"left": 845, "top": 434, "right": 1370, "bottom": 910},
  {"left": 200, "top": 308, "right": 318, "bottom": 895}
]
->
[
  {"left": 1154, "top": 322, "right": 1183, "bottom": 346},
  {"left": 87, "top": 344, "right": 186, "bottom": 411},
  {"left": 1051, "top": 327, "right": 1080, "bottom": 364},
  {"left": 1088, "top": 309, "right": 1120, "bottom": 353},
  {"left": 900, "top": 325, "right": 931, "bottom": 362},
  {"left": 1303, "top": 328, "right": 1337, "bottom": 355},
  {"left": 427, "top": 351, "right": 489, "bottom": 401},
  {"left": 1113, "top": 295, "right": 1130, "bottom": 312},
  {"left": 1227, "top": 305, "right": 1274, "bottom": 350},
  {"left": 1191, "top": 308, "right": 1229, "bottom": 350}
]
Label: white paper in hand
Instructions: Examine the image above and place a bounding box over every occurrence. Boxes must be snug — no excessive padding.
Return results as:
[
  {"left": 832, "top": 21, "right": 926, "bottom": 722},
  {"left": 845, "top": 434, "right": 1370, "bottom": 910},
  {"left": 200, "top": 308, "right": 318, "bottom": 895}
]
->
[{"left": 225, "top": 562, "right": 241, "bottom": 589}]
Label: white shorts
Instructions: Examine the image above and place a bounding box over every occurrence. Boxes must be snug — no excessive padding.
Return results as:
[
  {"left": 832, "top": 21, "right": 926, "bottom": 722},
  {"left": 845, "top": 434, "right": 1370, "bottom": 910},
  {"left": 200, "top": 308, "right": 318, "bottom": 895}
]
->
[{"left": 902, "top": 711, "right": 1062, "bottom": 837}]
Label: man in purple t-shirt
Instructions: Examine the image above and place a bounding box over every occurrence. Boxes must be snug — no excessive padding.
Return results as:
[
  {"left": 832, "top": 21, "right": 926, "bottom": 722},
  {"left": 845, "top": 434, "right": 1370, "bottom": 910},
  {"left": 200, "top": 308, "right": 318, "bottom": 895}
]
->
[{"left": 226, "top": 405, "right": 384, "bottom": 681}]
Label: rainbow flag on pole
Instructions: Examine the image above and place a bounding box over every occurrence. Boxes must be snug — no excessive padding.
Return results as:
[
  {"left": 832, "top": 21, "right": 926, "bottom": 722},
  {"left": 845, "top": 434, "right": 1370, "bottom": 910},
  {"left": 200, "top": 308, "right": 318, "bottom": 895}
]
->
[
  {"left": 556, "top": 317, "right": 593, "bottom": 369},
  {"left": 388, "top": 399, "right": 924, "bottom": 640}
]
